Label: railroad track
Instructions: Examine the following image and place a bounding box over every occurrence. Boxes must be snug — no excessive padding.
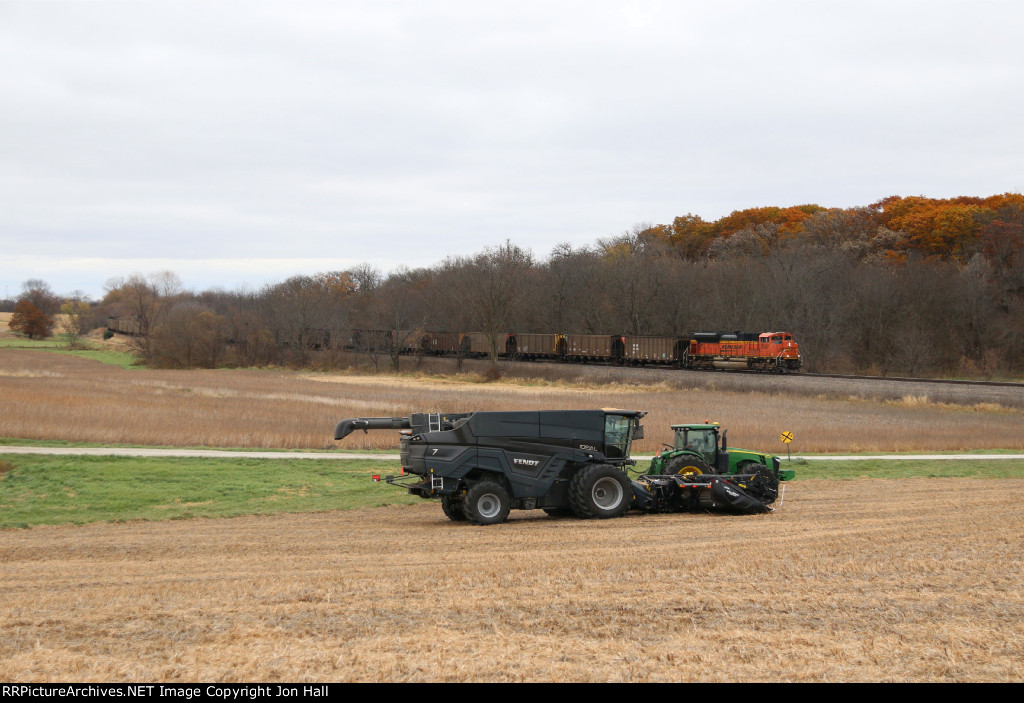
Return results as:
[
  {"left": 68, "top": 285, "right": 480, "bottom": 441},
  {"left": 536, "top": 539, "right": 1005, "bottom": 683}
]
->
[
  {"left": 799, "top": 372, "right": 1024, "bottom": 389},
  {"left": 501, "top": 357, "right": 1024, "bottom": 389}
]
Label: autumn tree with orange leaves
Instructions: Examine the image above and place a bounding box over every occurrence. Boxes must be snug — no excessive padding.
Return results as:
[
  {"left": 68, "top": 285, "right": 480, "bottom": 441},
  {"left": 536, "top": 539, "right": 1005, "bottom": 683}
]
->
[{"left": 9, "top": 299, "right": 53, "bottom": 339}]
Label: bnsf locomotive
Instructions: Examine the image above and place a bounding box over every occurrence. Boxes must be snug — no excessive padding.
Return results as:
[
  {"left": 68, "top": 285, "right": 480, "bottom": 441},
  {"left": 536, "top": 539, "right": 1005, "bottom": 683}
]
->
[{"left": 686, "top": 331, "right": 801, "bottom": 372}]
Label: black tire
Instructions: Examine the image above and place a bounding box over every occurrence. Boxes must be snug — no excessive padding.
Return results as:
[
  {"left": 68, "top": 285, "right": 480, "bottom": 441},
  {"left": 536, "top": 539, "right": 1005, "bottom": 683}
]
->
[
  {"left": 542, "top": 507, "right": 575, "bottom": 518},
  {"left": 569, "top": 464, "right": 632, "bottom": 519},
  {"left": 744, "top": 465, "right": 780, "bottom": 504},
  {"left": 664, "top": 455, "right": 715, "bottom": 476},
  {"left": 736, "top": 460, "right": 762, "bottom": 475},
  {"left": 441, "top": 495, "right": 467, "bottom": 522},
  {"left": 462, "top": 481, "right": 511, "bottom": 525}
]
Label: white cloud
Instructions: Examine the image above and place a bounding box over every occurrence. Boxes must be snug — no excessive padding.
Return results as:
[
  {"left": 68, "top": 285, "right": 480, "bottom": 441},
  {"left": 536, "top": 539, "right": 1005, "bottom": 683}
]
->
[{"left": 2, "top": 0, "right": 1022, "bottom": 296}]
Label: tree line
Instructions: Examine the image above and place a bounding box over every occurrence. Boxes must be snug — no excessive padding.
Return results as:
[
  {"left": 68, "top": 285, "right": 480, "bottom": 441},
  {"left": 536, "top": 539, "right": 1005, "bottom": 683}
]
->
[{"left": 8, "top": 193, "right": 1024, "bottom": 377}]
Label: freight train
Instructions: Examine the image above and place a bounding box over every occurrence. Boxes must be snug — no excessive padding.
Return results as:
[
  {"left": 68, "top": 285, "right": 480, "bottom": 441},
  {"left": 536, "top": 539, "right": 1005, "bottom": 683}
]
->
[
  {"left": 107, "top": 316, "right": 802, "bottom": 372},
  {"left": 338, "top": 328, "right": 802, "bottom": 373}
]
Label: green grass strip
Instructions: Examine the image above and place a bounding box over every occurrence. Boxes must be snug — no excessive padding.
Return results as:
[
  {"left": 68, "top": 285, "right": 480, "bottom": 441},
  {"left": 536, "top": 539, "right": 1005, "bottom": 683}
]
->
[
  {"left": 784, "top": 458, "right": 1024, "bottom": 479},
  {"left": 2, "top": 453, "right": 1022, "bottom": 529},
  {"left": 0, "top": 336, "right": 140, "bottom": 368},
  {"left": 0, "top": 437, "right": 397, "bottom": 454},
  {"left": 0, "top": 455, "right": 417, "bottom": 529}
]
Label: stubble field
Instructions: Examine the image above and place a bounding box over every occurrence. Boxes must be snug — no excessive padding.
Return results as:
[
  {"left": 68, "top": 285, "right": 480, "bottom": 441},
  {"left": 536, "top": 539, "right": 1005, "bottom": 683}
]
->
[
  {"left": 2, "top": 479, "right": 1022, "bottom": 682},
  {"left": 1, "top": 343, "right": 1023, "bottom": 681}
]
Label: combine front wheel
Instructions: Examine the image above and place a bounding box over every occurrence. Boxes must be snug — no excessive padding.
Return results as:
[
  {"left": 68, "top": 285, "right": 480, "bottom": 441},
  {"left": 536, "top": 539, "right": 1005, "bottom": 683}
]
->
[
  {"left": 462, "top": 481, "right": 511, "bottom": 525},
  {"left": 441, "top": 495, "right": 467, "bottom": 522}
]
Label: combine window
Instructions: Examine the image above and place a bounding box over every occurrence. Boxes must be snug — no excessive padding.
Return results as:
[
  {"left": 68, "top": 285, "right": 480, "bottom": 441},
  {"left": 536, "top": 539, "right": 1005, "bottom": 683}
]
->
[{"left": 604, "top": 415, "right": 633, "bottom": 459}]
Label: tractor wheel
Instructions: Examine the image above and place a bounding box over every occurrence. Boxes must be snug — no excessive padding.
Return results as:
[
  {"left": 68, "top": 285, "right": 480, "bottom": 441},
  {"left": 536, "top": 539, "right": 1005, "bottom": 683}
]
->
[
  {"left": 462, "top": 481, "right": 511, "bottom": 525},
  {"left": 736, "top": 461, "right": 763, "bottom": 475},
  {"left": 441, "top": 495, "right": 467, "bottom": 522},
  {"left": 542, "top": 507, "right": 575, "bottom": 518},
  {"left": 664, "top": 456, "right": 715, "bottom": 477},
  {"left": 569, "top": 464, "right": 632, "bottom": 519}
]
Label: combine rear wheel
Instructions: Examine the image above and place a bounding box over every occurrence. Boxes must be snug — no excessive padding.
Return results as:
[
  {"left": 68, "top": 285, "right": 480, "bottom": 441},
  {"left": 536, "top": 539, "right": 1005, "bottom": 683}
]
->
[
  {"left": 462, "top": 481, "right": 511, "bottom": 525},
  {"left": 569, "top": 464, "right": 632, "bottom": 519}
]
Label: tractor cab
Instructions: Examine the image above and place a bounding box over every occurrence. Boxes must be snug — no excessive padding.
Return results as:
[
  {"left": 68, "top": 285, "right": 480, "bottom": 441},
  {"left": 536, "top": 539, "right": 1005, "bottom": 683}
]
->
[{"left": 671, "top": 423, "right": 721, "bottom": 468}]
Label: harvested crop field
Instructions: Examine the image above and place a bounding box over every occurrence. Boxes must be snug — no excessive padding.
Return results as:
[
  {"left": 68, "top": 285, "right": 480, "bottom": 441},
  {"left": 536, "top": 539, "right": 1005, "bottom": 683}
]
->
[
  {"left": 2, "top": 349, "right": 1023, "bottom": 453},
  {"left": 2, "top": 479, "right": 1022, "bottom": 682}
]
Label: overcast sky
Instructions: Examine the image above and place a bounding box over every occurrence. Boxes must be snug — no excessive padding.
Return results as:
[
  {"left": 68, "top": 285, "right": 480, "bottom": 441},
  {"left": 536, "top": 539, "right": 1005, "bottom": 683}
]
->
[{"left": 3, "top": 0, "right": 1022, "bottom": 299}]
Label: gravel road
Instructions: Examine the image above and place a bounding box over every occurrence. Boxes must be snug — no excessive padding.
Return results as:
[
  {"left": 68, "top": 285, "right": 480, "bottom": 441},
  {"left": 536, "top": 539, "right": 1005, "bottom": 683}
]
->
[{"left": 1, "top": 446, "right": 1022, "bottom": 461}]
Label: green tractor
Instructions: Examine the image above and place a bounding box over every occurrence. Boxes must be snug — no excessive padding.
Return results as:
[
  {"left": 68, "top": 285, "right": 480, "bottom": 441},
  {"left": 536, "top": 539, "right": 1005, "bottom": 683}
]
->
[{"left": 647, "top": 423, "right": 795, "bottom": 481}]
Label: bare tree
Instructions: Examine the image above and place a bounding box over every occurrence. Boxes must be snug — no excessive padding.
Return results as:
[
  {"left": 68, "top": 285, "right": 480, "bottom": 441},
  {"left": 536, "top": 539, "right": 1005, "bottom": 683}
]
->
[
  {"left": 423, "top": 257, "right": 477, "bottom": 370},
  {"left": 59, "top": 296, "right": 92, "bottom": 349},
  {"left": 260, "top": 273, "right": 351, "bottom": 366},
  {"left": 20, "top": 279, "right": 61, "bottom": 316},
  {"left": 102, "top": 271, "right": 183, "bottom": 360},
  {"left": 353, "top": 267, "right": 432, "bottom": 372},
  {"left": 465, "top": 241, "right": 534, "bottom": 363},
  {"left": 150, "top": 303, "right": 228, "bottom": 368},
  {"left": 541, "top": 243, "right": 605, "bottom": 333}
]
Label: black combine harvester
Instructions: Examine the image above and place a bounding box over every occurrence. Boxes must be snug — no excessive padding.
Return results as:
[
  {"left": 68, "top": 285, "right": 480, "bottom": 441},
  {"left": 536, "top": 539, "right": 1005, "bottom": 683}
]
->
[{"left": 334, "top": 409, "right": 788, "bottom": 525}]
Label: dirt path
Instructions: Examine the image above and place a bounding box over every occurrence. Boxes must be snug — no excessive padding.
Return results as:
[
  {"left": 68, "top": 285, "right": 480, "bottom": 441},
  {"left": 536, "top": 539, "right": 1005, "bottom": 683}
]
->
[{"left": 4, "top": 446, "right": 1023, "bottom": 460}]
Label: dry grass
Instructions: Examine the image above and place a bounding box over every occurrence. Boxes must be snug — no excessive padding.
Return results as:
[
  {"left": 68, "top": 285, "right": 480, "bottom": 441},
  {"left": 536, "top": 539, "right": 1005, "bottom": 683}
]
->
[
  {"left": 1, "top": 479, "right": 1021, "bottom": 682},
  {"left": 1, "top": 349, "right": 1023, "bottom": 452}
]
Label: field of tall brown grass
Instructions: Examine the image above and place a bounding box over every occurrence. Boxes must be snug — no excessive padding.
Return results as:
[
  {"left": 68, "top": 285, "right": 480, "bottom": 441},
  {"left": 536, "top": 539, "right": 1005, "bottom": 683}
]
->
[
  {"left": 2, "top": 478, "right": 1022, "bottom": 682},
  {"left": 1, "top": 348, "right": 1022, "bottom": 453}
]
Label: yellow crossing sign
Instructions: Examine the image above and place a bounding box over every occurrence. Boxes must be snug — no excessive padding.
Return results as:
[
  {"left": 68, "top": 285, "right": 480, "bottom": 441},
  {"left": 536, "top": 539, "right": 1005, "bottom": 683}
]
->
[{"left": 780, "top": 431, "right": 794, "bottom": 444}]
